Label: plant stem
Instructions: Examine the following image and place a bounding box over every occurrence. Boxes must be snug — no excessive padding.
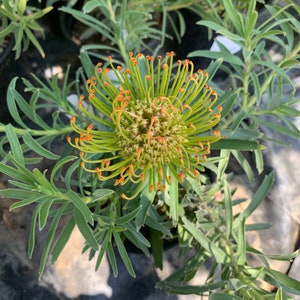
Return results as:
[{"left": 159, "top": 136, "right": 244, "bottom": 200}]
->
[{"left": 0, "top": 124, "right": 73, "bottom": 137}]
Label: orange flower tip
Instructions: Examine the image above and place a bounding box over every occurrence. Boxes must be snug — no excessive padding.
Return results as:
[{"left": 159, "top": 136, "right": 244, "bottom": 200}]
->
[
  {"left": 158, "top": 55, "right": 162, "bottom": 60},
  {"left": 162, "top": 185, "right": 166, "bottom": 192},
  {"left": 87, "top": 124, "right": 94, "bottom": 131},
  {"left": 158, "top": 168, "right": 163, "bottom": 177},
  {"left": 218, "top": 105, "right": 223, "bottom": 111},
  {"left": 80, "top": 95, "right": 85, "bottom": 100},
  {"left": 193, "top": 169, "right": 199, "bottom": 177},
  {"left": 104, "top": 81, "right": 109, "bottom": 87},
  {"left": 117, "top": 66, "right": 122, "bottom": 71},
  {"left": 121, "top": 193, "right": 132, "bottom": 200},
  {"left": 212, "top": 130, "right": 221, "bottom": 137},
  {"left": 140, "top": 174, "right": 145, "bottom": 182},
  {"left": 70, "top": 116, "right": 75, "bottom": 123},
  {"left": 167, "top": 175, "right": 172, "bottom": 184},
  {"left": 145, "top": 75, "right": 151, "bottom": 81},
  {"left": 66, "top": 136, "right": 71, "bottom": 142},
  {"left": 178, "top": 173, "right": 184, "bottom": 182},
  {"left": 203, "top": 71, "right": 208, "bottom": 76},
  {"left": 162, "top": 63, "right": 168, "bottom": 69},
  {"left": 107, "top": 56, "right": 112, "bottom": 61},
  {"left": 129, "top": 51, "right": 134, "bottom": 57},
  {"left": 178, "top": 88, "right": 185, "bottom": 93},
  {"left": 97, "top": 68, "right": 102, "bottom": 73},
  {"left": 125, "top": 69, "right": 131, "bottom": 74},
  {"left": 96, "top": 62, "right": 102, "bottom": 67},
  {"left": 197, "top": 69, "right": 203, "bottom": 74},
  {"left": 137, "top": 147, "right": 142, "bottom": 157},
  {"left": 80, "top": 151, "right": 84, "bottom": 158},
  {"left": 80, "top": 162, "right": 85, "bottom": 168},
  {"left": 149, "top": 185, "right": 155, "bottom": 192}
]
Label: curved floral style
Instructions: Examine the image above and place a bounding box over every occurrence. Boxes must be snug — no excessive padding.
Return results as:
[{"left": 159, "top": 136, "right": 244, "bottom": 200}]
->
[{"left": 68, "top": 52, "right": 222, "bottom": 199}]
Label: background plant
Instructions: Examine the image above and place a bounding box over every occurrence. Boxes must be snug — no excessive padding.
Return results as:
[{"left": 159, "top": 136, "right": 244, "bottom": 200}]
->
[
  {"left": 0, "top": 0, "right": 53, "bottom": 59},
  {"left": 0, "top": 0, "right": 300, "bottom": 299}
]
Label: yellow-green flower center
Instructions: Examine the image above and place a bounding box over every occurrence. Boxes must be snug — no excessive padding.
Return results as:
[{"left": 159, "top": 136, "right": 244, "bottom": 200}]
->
[{"left": 116, "top": 97, "right": 188, "bottom": 168}]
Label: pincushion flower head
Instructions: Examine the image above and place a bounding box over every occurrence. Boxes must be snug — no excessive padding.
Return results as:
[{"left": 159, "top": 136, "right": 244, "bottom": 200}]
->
[{"left": 68, "top": 52, "right": 222, "bottom": 199}]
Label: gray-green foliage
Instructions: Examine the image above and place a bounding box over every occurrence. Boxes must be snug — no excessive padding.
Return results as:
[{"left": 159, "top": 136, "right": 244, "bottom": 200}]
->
[
  {"left": 0, "top": 0, "right": 300, "bottom": 299},
  {"left": 0, "top": 0, "right": 53, "bottom": 59}
]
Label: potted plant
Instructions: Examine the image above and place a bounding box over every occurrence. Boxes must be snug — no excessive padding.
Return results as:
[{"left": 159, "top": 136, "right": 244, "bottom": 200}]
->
[{"left": 0, "top": 0, "right": 300, "bottom": 298}]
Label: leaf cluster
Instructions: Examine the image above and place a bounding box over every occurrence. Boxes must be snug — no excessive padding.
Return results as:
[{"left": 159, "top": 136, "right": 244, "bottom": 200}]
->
[{"left": 0, "top": 0, "right": 53, "bottom": 59}]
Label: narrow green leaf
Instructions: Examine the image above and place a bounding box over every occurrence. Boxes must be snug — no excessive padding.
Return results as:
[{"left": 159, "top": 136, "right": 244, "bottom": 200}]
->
[
  {"left": 135, "top": 188, "right": 156, "bottom": 229},
  {"left": 189, "top": 50, "right": 244, "bottom": 66},
  {"left": 74, "top": 207, "right": 98, "bottom": 251},
  {"left": 245, "top": 223, "right": 272, "bottom": 231},
  {"left": 116, "top": 206, "right": 141, "bottom": 225},
  {"left": 216, "top": 149, "right": 230, "bottom": 180},
  {"left": 113, "top": 231, "right": 135, "bottom": 277},
  {"left": 7, "top": 78, "right": 28, "bottom": 128},
  {"left": 237, "top": 216, "right": 246, "bottom": 266},
  {"left": 150, "top": 228, "right": 163, "bottom": 270},
  {"left": 23, "top": 132, "right": 59, "bottom": 160},
  {"left": 28, "top": 202, "right": 42, "bottom": 258},
  {"left": 231, "top": 109, "right": 249, "bottom": 132},
  {"left": 254, "top": 149, "right": 264, "bottom": 174},
  {"left": 0, "top": 189, "right": 40, "bottom": 199},
  {"left": 91, "top": 189, "right": 115, "bottom": 203},
  {"left": 232, "top": 150, "right": 254, "bottom": 183},
  {"left": 223, "top": 0, "right": 245, "bottom": 36},
  {"left": 234, "top": 172, "right": 275, "bottom": 225},
  {"left": 95, "top": 231, "right": 110, "bottom": 271},
  {"left": 210, "top": 294, "right": 241, "bottom": 300},
  {"left": 182, "top": 217, "right": 228, "bottom": 264},
  {"left": 211, "top": 139, "right": 263, "bottom": 150},
  {"left": 38, "top": 197, "right": 55, "bottom": 230},
  {"left": 122, "top": 225, "right": 150, "bottom": 256},
  {"left": 39, "top": 204, "right": 67, "bottom": 277},
  {"left": 264, "top": 267, "right": 300, "bottom": 295},
  {"left": 50, "top": 155, "right": 77, "bottom": 184},
  {"left": 0, "top": 162, "right": 33, "bottom": 183},
  {"left": 258, "top": 119, "right": 300, "bottom": 139},
  {"left": 106, "top": 239, "right": 118, "bottom": 277},
  {"left": 9, "top": 195, "right": 44, "bottom": 211},
  {"left": 67, "top": 190, "right": 93, "bottom": 224},
  {"left": 5, "top": 124, "right": 24, "bottom": 165},
  {"left": 223, "top": 180, "right": 233, "bottom": 240},
  {"left": 51, "top": 216, "right": 76, "bottom": 263},
  {"left": 157, "top": 280, "right": 224, "bottom": 295},
  {"left": 33, "top": 168, "right": 55, "bottom": 194}
]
